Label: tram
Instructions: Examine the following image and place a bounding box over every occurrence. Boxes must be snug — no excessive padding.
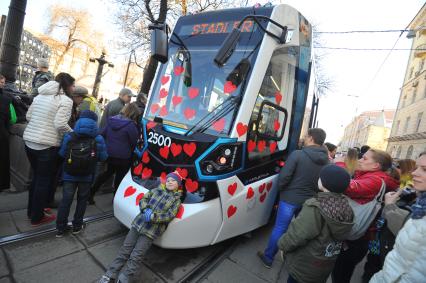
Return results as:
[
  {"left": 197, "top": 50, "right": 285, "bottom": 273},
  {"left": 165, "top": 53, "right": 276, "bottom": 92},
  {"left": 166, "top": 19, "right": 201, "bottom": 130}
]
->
[{"left": 114, "top": 4, "right": 312, "bottom": 248}]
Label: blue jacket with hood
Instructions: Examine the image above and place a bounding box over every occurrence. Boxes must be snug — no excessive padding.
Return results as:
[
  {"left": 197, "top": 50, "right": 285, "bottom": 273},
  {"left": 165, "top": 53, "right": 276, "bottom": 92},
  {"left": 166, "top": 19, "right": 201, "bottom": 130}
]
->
[{"left": 59, "top": 117, "right": 108, "bottom": 182}]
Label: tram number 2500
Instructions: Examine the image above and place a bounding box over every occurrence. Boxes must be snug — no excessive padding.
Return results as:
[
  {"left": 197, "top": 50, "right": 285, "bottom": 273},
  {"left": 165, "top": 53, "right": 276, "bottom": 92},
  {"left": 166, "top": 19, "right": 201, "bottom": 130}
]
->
[{"left": 147, "top": 132, "right": 172, "bottom": 147}]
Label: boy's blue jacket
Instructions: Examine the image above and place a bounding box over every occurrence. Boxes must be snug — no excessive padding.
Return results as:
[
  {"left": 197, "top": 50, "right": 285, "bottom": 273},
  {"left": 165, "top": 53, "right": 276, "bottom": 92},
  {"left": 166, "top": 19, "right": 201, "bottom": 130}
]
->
[{"left": 59, "top": 117, "right": 108, "bottom": 182}]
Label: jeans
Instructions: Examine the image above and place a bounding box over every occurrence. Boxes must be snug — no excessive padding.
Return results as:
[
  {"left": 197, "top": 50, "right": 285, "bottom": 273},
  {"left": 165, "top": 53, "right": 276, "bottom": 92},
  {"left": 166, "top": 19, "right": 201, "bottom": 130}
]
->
[
  {"left": 91, "top": 157, "right": 131, "bottom": 198},
  {"left": 264, "top": 200, "right": 301, "bottom": 263},
  {"left": 105, "top": 228, "right": 153, "bottom": 283},
  {"left": 56, "top": 181, "right": 91, "bottom": 231},
  {"left": 25, "top": 146, "right": 59, "bottom": 223}
]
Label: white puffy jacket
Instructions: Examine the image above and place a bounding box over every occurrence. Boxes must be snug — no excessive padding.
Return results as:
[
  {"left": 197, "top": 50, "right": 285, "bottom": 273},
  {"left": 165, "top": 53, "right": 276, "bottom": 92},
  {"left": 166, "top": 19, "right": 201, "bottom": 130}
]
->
[
  {"left": 370, "top": 215, "right": 426, "bottom": 283},
  {"left": 23, "top": 81, "right": 73, "bottom": 147}
]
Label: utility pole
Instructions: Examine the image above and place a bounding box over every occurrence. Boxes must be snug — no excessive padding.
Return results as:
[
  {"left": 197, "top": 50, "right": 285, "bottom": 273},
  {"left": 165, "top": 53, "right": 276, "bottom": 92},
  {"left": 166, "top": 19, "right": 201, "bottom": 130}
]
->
[
  {"left": 123, "top": 50, "right": 134, "bottom": 88},
  {"left": 90, "top": 51, "right": 114, "bottom": 98}
]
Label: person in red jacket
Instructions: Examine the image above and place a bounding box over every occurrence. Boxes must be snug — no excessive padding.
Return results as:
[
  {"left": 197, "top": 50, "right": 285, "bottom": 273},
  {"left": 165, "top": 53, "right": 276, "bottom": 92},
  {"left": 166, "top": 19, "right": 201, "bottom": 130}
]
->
[{"left": 332, "top": 149, "right": 399, "bottom": 283}]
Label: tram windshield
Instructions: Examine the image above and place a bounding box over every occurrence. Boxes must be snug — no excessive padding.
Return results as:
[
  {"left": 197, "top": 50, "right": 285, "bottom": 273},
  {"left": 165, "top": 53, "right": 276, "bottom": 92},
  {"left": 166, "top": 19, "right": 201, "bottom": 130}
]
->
[{"left": 146, "top": 13, "right": 268, "bottom": 136}]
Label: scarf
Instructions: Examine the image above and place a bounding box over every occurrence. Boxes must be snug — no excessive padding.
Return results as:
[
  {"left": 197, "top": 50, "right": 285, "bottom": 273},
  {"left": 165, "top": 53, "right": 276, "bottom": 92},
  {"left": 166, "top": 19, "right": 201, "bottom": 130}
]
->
[{"left": 411, "top": 191, "right": 426, "bottom": 219}]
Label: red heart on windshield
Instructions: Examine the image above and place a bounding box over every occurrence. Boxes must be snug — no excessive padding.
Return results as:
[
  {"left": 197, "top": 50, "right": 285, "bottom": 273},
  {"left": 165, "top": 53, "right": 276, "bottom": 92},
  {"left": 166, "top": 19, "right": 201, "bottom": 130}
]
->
[
  {"left": 142, "top": 152, "right": 150, "bottom": 164},
  {"left": 170, "top": 143, "right": 182, "bottom": 157},
  {"left": 236, "top": 122, "right": 247, "bottom": 137},
  {"left": 133, "top": 164, "right": 143, "bottom": 175},
  {"left": 257, "top": 140, "right": 266, "bottom": 152},
  {"left": 183, "top": 142, "right": 196, "bottom": 157},
  {"left": 260, "top": 192, "right": 267, "bottom": 203},
  {"left": 135, "top": 193, "right": 145, "bottom": 205},
  {"left": 224, "top": 81, "right": 237, "bottom": 94},
  {"left": 159, "top": 105, "right": 168, "bottom": 116},
  {"left": 161, "top": 75, "right": 170, "bottom": 85},
  {"left": 246, "top": 187, "right": 254, "bottom": 199},
  {"left": 176, "top": 205, "right": 184, "bottom": 219},
  {"left": 184, "top": 108, "right": 196, "bottom": 120},
  {"left": 146, "top": 121, "right": 156, "bottom": 130},
  {"left": 227, "top": 205, "right": 237, "bottom": 218},
  {"left": 174, "top": 66, "right": 184, "bottom": 75},
  {"left": 160, "top": 172, "right": 167, "bottom": 183},
  {"left": 172, "top": 96, "right": 183, "bottom": 106},
  {"left": 176, "top": 168, "right": 188, "bottom": 179},
  {"left": 247, "top": 140, "right": 256, "bottom": 152},
  {"left": 259, "top": 183, "right": 266, "bottom": 193},
  {"left": 159, "top": 88, "right": 168, "bottom": 98},
  {"left": 186, "top": 178, "right": 199, "bottom": 193},
  {"left": 228, "top": 182, "right": 237, "bottom": 196},
  {"left": 275, "top": 92, "right": 282, "bottom": 104},
  {"left": 150, "top": 104, "right": 159, "bottom": 114},
  {"left": 269, "top": 142, "right": 277, "bottom": 153},
  {"left": 274, "top": 120, "right": 280, "bottom": 131},
  {"left": 142, "top": 167, "right": 152, "bottom": 179},
  {"left": 266, "top": 181, "right": 273, "bottom": 192},
  {"left": 212, "top": 118, "right": 226, "bottom": 132},
  {"left": 124, "top": 186, "right": 136, "bottom": 198},
  {"left": 159, "top": 146, "right": 170, "bottom": 159},
  {"left": 188, "top": 87, "right": 199, "bottom": 99}
]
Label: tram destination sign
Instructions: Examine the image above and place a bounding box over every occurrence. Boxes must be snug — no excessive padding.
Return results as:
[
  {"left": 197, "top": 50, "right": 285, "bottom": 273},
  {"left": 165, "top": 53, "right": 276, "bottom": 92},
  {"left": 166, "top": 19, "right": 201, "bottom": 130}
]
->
[{"left": 179, "top": 20, "right": 257, "bottom": 36}]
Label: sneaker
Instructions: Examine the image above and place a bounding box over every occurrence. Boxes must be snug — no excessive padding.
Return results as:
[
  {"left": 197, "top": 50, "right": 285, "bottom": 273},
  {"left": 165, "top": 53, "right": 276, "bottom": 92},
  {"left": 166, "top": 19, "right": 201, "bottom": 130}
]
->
[
  {"left": 44, "top": 208, "right": 52, "bottom": 215},
  {"left": 257, "top": 251, "right": 272, "bottom": 269},
  {"left": 31, "top": 214, "right": 56, "bottom": 227},
  {"left": 56, "top": 230, "right": 65, "bottom": 238},
  {"left": 72, "top": 224, "right": 85, "bottom": 235},
  {"left": 98, "top": 275, "right": 112, "bottom": 283}
]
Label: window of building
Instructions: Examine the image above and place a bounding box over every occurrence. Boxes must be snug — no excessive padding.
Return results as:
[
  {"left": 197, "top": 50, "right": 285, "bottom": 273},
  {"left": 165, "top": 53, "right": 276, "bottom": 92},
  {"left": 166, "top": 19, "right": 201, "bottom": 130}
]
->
[
  {"left": 416, "top": 112, "right": 423, "bottom": 132},
  {"left": 401, "top": 95, "right": 406, "bottom": 108},
  {"left": 404, "top": 116, "right": 411, "bottom": 133},
  {"left": 395, "top": 120, "right": 401, "bottom": 135},
  {"left": 396, "top": 146, "right": 402, "bottom": 158},
  {"left": 412, "top": 89, "right": 417, "bottom": 104},
  {"left": 409, "top": 67, "right": 414, "bottom": 79},
  {"left": 406, "top": 145, "right": 414, "bottom": 159},
  {"left": 420, "top": 59, "right": 425, "bottom": 71}
]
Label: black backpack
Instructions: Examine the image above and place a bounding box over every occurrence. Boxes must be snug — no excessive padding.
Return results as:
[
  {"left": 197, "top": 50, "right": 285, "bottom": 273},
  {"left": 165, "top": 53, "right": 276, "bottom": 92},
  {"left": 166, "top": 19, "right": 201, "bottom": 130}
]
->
[{"left": 64, "top": 133, "right": 97, "bottom": 176}]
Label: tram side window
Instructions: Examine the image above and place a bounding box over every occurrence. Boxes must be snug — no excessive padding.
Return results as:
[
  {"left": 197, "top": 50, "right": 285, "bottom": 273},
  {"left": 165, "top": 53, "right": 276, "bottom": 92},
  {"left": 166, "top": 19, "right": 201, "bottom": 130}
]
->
[{"left": 247, "top": 47, "right": 297, "bottom": 161}]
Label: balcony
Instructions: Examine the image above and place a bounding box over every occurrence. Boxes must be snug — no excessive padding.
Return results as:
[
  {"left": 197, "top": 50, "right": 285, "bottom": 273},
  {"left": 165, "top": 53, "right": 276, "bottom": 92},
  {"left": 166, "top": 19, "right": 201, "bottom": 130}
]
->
[{"left": 414, "top": 44, "right": 426, "bottom": 58}]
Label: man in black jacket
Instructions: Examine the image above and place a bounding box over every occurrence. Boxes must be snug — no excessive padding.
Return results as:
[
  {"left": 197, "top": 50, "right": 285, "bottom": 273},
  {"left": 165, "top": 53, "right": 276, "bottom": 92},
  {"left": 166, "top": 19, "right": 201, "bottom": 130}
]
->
[{"left": 258, "top": 128, "right": 329, "bottom": 268}]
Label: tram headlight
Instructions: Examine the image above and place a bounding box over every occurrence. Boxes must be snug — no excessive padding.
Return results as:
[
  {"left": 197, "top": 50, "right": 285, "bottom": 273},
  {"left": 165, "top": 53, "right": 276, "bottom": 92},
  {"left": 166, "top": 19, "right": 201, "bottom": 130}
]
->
[{"left": 200, "top": 143, "right": 243, "bottom": 175}]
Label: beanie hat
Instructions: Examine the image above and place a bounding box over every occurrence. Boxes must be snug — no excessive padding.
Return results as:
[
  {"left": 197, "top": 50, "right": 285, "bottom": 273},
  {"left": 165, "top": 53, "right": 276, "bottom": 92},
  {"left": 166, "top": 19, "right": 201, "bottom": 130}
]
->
[
  {"left": 79, "top": 110, "right": 98, "bottom": 122},
  {"left": 166, "top": 171, "right": 183, "bottom": 187},
  {"left": 119, "top": 88, "right": 134, "bottom": 97},
  {"left": 72, "top": 86, "right": 89, "bottom": 97},
  {"left": 319, "top": 164, "right": 351, "bottom": 193},
  {"left": 37, "top": 58, "right": 49, "bottom": 68}
]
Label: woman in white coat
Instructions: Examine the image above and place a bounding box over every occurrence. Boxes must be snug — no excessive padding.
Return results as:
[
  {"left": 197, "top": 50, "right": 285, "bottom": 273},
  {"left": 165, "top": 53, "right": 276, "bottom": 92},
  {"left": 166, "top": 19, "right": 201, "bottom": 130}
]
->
[
  {"left": 370, "top": 152, "right": 426, "bottom": 283},
  {"left": 23, "top": 73, "right": 75, "bottom": 226}
]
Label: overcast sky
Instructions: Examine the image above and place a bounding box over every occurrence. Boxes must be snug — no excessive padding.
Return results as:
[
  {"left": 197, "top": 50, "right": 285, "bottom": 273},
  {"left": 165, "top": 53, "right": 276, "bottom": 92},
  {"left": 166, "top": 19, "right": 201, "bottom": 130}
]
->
[{"left": 1, "top": 0, "right": 424, "bottom": 143}]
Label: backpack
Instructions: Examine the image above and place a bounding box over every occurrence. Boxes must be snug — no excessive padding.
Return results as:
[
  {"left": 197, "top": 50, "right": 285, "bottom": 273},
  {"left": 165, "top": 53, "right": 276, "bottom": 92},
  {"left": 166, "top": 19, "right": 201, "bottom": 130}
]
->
[
  {"left": 345, "top": 179, "right": 386, "bottom": 240},
  {"left": 63, "top": 133, "right": 97, "bottom": 176}
]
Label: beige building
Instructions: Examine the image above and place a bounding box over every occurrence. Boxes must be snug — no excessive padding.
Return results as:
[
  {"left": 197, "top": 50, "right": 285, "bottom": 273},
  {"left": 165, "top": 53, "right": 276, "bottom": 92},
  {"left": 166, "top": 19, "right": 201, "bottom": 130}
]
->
[
  {"left": 340, "top": 110, "right": 394, "bottom": 152},
  {"left": 387, "top": 4, "right": 426, "bottom": 159}
]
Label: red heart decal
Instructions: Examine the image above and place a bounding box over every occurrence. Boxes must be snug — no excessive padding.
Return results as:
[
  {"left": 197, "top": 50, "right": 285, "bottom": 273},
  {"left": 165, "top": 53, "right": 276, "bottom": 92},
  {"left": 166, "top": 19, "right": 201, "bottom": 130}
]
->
[
  {"left": 227, "top": 205, "right": 237, "bottom": 218},
  {"left": 142, "top": 167, "right": 152, "bottom": 179},
  {"left": 247, "top": 140, "right": 256, "bottom": 152},
  {"left": 212, "top": 118, "right": 226, "bottom": 132},
  {"left": 174, "top": 66, "right": 184, "bottom": 76},
  {"left": 183, "top": 142, "right": 196, "bottom": 157},
  {"left": 274, "top": 120, "right": 281, "bottom": 131},
  {"left": 160, "top": 172, "right": 167, "bottom": 183},
  {"left": 133, "top": 164, "right": 143, "bottom": 175},
  {"left": 188, "top": 87, "right": 199, "bottom": 99},
  {"left": 275, "top": 92, "right": 282, "bottom": 104},
  {"left": 135, "top": 193, "right": 145, "bottom": 205},
  {"left": 269, "top": 142, "right": 277, "bottom": 153},
  {"left": 159, "top": 88, "right": 168, "bottom": 98},
  {"left": 236, "top": 122, "right": 247, "bottom": 137},
  {"left": 161, "top": 75, "right": 170, "bottom": 85},
  {"left": 176, "top": 205, "right": 184, "bottom": 219},
  {"left": 227, "top": 182, "right": 237, "bottom": 196},
  {"left": 184, "top": 108, "right": 196, "bottom": 120},
  {"left": 159, "top": 146, "right": 170, "bottom": 159},
  {"left": 159, "top": 105, "right": 168, "bottom": 116},
  {"left": 259, "top": 183, "right": 266, "bottom": 193},
  {"left": 172, "top": 96, "right": 183, "bottom": 106},
  {"left": 170, "top": 143, "right": 182, "bottom": 157},
  {"left": 224, "top": 81, "right": 237, "bottom": 94},
  {"left": 246, "top": 187, "right": 254, "bottom": 199},
  {"left": 146, "top": 121, "right": 156, "bottom": 130},
  {"left": 176, "top": 168, "right": 188, "bottom": 179},
  {"left": 142, "top": 152, "right": 150, "bottom": 164},
  {"left": 185, "top": 178, "right": 199, "bottom": 193},
  {"left": 124, "top": 186, "right": 136, "bottom": 198},
  {"left": 258, "top": 140, "right": 266, "bottom": 152},
  {"left": 260, "top": 192, "right": 267, "bottom": 203},
  {"left": 150, "top": 103, "right": 159, "bottom": 114},
  {"left": 266, "top": 181, "right": 273, "bottom": 192}
]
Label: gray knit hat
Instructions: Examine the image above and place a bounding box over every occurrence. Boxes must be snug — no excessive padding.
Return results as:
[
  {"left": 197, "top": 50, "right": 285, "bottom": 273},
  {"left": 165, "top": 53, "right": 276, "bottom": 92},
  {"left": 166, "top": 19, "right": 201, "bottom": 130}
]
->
[
  {"left": 37, "top": 58, "right": 49, "bottom": 68},
  {"left": 72, "top": 85, "right": 89, "bottom": 97},
  {"left": 119, "top": 88, "right": 135, "bottom": 97}
]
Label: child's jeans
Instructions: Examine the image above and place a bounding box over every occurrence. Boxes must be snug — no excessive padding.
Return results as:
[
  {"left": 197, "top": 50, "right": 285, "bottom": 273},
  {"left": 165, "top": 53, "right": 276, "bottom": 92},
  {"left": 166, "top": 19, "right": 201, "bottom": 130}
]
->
[
  {"left": 264, "top": 200, "right": 301, "bottom": 263},
  {"left": 56, "top": 181, "right": 91, "bottom": 231},
  {"left": 105, "top": 228, "right": 153, "bottom": 283}
]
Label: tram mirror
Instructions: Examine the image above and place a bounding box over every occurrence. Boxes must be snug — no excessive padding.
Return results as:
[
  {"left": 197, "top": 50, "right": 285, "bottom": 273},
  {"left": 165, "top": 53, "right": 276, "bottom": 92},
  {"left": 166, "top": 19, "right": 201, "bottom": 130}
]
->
[
  {"left": 214, "top": 28, "right": 241, "bottom": 67},
  {"left": 149, "top": 23, "right": 168, "bottom": 63},
  {"left": 255, "top": 100, "right": 288, "bottom": 141},
  {"left": 226, "top": 58, "right": 251, "bottom": 87},
  {"left": 183, "top": 59, "right": 192, "bottom": 87}
]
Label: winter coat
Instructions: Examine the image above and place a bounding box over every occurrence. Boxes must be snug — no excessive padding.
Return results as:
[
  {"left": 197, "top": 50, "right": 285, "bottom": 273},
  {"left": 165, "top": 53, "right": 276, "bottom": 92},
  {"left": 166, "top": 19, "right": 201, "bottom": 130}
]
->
[
  {"left": 342, "top": 170, "right": 400, "bottom": 204},
  {"left": 101, "top": 114, "right": 139, "bottom": 160},
  {"left": 132, "top": 185, "right": 182, "bottom": 240},
  {"left": 369, "top": 214, "right": 426, "bottom": 283},
  {"left": 99, "top": 97, "right": 125, "bottom": 129},
  {"left": 59, "top": 117, "right": 108, "bottom": 182},
  {"left": 31, "top": 70, "right": 54, "bottom": 96},
  {"left": 279, "top": 145, "right": 329, "bottom": 205},
  {"left": 23, "top": 81, "right": 73, "bottom": 147},
  {"left": 278, "top": 192, "right": 354, "bottom": 283}
]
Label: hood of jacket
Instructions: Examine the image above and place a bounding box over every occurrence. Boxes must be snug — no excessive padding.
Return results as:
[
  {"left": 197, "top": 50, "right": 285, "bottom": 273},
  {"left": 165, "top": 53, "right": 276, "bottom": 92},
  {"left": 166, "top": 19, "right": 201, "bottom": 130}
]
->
[
  {"left": 108, "top": 114, "right": 133, "bottom": 131},
  {"left": 302, "top": 145, "right": 329, "bottom": 166},
  {"left": 37, "top": 81, "right": 61, "bottom": 96},
  {"left": 74, "top": 117, "right": 98, "bottom": 137},
  {"left": 308, "top": 193, "right": 354, "bottom": 240}
]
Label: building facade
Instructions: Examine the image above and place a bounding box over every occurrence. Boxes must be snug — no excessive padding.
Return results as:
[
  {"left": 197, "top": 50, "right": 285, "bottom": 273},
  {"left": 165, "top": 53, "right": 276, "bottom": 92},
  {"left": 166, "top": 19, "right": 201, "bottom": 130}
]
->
[
  {"left": 340, "top": 110, "right": 394, "bottom": 152},
  {"left": 387, "top": 4, "right": 426, "bottom": 159}
]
